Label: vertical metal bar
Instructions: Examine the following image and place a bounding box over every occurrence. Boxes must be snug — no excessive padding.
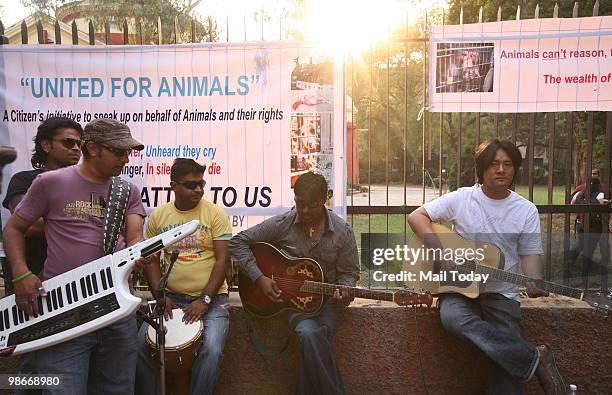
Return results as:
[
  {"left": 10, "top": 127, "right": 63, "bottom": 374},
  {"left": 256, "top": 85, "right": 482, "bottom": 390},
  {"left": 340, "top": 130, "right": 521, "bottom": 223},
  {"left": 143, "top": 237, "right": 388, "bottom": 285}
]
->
[
  {"left": 139, "top": 19, "right": 145, "bottom": 45},
  {"left": 21, "top": 20, "right": 28, "bottom": 44},
  {"left": 105, "top": 21, "right": 110, "bottom": 45},
  {"left": 439, "top": 13, "right": 444, "bottom": 197},
  {"left": 584, "top": 112, "right": 594, "bottom": 250},
  {"left": 603, "top": 112, "right": 611, "bottom": 292},
  {"left": 350, "top": 55, "right": 355, "bottom": 213},
  {"left": 579, "top": 110, "right": 594, "bottom": 290},
  {"left": 476, "top": 6, "right": 482, "bottom": 151},
  {"left": 123, "top": 19, "right": 129, "bottom": 45},
  {"left": 403, "top": 11, "right": 408, "bottom": 238},
  {"left": 158, "top": 17, "right": 163, "bottom": 45},
  {"left": 455, "top": 9, "right": 463, "bottom": 192},
  {"left": 191, "top": 18, "right": 196, "bottom": 43},
  {"left": 174, "top": 15, "right": 180, "bottom": 44},
  {"left": 36, "top": 20, "right": 44, "bottom": 44},
  {"left": 386, "top": 25, "right": 390, "bottom": 207},
  {"left": 439, "top": 112, "right": 443, "bottom": 196},
  {"left": 563, "top": 112, "right": 573, "bottom": 285},
  {"left": 367, "top": 48, "right": 373, "bottom": 289},
  {"left": 0, "top": 20, "right": 7, "bottom": 44},
  {"left": 546, "top": 113, "right": 555, "bottom": 280},
  {"left": 528, "top": 113, "right": 535, "bottom": 201},
  {"left": 385, "top": 23, "right": 391, "bottom": 286},
  {"left": 71, "top": 20, "right": 78, "bottom": 45},
  {"left": 493, "top": 7, "right": 502, "bottom": 137},
  {"left": 561, "top": 1, "right": 570, "bottom": 285},
  {"left": 423, "top": 12, "right": 428, "bottom": 203},
  {"left": 54, "top": 20, "right": 61, "bottom": 44},
  {"left": 88, "top": 20, "right": 95, "bottom": 45}
]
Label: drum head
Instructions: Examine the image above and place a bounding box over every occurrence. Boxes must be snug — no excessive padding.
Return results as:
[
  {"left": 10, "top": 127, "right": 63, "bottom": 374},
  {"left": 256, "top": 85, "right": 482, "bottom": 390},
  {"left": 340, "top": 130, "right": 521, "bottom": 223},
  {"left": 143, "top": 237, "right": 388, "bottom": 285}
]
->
[{"left": 146, "top": 309, "right": 203, "bottom": 349}]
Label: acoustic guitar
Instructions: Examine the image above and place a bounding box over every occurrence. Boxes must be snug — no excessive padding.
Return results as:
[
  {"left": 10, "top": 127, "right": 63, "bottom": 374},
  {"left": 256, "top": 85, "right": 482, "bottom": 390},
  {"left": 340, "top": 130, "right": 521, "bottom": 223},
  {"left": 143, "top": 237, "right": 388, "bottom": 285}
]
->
[
  {"left": 239, "top": 242, "right": 433, "bottom": 317},
  {"left": 405, "top": 223, "right": 611, "bottom": 312}
]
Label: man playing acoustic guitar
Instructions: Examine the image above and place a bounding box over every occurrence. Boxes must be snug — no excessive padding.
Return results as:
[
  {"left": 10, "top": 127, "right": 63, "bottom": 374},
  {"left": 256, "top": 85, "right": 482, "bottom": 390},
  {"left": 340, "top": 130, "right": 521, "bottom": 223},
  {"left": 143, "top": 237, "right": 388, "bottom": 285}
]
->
[
  {"left": 408, "top": 139, "right": 566, "bottom": 395},
  {"left": 230, "top": 171, "right": 359, "bottom": 395}
]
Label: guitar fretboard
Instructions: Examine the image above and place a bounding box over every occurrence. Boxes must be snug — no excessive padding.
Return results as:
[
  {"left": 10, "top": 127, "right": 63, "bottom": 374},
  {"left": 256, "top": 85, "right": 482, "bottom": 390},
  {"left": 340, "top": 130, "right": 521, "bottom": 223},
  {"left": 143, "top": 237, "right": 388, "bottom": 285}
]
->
[
  {"left": 458, "top": 261, "right": 584, "bottom": 300},
  {"left": 299, "top": 281, "right": 394, "bottom": 302}
]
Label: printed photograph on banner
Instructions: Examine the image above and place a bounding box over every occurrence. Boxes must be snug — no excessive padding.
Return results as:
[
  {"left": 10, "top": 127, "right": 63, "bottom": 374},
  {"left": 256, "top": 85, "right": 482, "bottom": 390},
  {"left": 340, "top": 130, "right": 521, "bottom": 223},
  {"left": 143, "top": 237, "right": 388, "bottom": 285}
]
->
[
  {"left": 436, "top": 42, "right": 495, "bottom": 93},
  {"left": 290, "top": 113, "right": 334, "bottom": 203},
  {"left": 290, "top": 56, "right": 334, "bottom": 112}
]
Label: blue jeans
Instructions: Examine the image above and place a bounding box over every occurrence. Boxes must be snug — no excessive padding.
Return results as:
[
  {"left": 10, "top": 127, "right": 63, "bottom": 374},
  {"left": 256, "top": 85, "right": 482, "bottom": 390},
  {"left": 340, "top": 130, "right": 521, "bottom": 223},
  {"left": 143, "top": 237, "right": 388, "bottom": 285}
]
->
[
  {"left": 135, "top": 293, "right": 229, "bottom": 395},
  {"left": 17, "top": 316, "right": 138, "bottom": 395},
  {"left": 288, "top": 297, "right": 345, "bottom": 395},
  {"left": 439, "top": 294, "right": 539, "bottom": 395}
]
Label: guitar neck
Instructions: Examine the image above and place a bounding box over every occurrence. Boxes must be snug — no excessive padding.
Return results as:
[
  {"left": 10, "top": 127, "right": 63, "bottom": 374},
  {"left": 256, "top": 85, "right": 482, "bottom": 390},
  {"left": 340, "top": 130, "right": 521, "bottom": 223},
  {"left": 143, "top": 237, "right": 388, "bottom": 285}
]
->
[
  {"left": 460, "top": 261, "right": 584, "bottom": 299},
  {"left": 300, "top": 281, "right": 395, "bottom": 302}
]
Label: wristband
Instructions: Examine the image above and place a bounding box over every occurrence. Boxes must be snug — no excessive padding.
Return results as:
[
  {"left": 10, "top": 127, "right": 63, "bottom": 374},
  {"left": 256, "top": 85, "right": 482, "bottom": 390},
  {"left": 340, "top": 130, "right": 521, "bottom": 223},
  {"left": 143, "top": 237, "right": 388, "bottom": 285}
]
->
[{"left": 12, "top": 271, "right": 33, "bottom": 284}]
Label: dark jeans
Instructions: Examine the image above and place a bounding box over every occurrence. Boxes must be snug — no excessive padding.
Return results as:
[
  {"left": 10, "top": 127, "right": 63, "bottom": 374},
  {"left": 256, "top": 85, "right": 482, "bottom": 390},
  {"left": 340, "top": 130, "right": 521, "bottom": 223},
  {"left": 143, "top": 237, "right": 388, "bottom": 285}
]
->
[
  {"left": 581, "top": 231, "right": 610, "bottom": 290},
  {"left": 287, "top": 297, "right": 345, "bottom": 395},
  {"left": 439, "top": 293, "right": 539, "bottom": 395},
  {"left": 566, "top": 223, "right": 610, "bottom": 290}
]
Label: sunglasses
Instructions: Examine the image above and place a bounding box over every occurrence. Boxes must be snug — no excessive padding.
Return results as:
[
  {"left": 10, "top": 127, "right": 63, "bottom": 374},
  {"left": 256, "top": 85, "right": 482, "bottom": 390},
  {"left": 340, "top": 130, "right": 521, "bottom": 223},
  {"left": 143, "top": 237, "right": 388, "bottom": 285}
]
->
[
  {"left": 54, "top": 138, "right": 82, "bottom": 149},
  {"left": 176, "top": 180, "right": 206, "bottom": 190},
  {"left": 101, "top": 145, "right": 131, "bottom": 157}
]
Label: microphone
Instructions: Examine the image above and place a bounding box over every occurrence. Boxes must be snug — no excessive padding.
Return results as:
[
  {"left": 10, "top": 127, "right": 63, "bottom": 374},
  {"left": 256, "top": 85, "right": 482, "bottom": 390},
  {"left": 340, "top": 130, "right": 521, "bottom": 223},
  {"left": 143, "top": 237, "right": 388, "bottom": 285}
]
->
[{"left": 155, "top": 250, "right": 180, "bottom": 315}]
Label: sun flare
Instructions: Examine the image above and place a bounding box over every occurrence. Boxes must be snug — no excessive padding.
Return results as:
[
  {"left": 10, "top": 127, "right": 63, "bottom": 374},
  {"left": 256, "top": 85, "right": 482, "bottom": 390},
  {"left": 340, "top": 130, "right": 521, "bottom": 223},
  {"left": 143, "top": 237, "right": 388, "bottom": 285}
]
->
[{"left": 300, "top": 0, "right": 448, "bottom": 55}]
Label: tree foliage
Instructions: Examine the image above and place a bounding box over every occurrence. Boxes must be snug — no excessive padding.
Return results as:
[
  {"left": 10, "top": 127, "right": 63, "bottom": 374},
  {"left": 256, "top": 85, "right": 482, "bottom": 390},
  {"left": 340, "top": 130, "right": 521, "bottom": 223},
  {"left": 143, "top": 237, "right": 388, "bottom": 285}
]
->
[{"left": 20, "top": 0, "right": 219, "bottom": 43}]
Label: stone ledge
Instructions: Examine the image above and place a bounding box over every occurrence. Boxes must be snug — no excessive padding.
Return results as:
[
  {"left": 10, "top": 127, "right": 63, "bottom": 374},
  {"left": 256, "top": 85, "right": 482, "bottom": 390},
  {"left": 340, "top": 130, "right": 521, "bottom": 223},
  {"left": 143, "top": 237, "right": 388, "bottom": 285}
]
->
[
  {"left": 0, "top": 295, "right": 609, "bottom": 394},
  {"left": 216, "top": 299, "right": 612, "bottom": 395}
]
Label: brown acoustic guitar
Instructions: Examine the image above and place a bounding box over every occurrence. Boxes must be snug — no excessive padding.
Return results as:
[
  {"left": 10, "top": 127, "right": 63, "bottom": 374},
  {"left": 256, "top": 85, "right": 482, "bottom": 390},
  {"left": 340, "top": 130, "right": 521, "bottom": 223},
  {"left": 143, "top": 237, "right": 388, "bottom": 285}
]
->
[
  {"left": 238, "top": 242, "right": 433, "bottom": 317},
  {"left": 405, "top": 223, "right": 611, "bottom": 312}
]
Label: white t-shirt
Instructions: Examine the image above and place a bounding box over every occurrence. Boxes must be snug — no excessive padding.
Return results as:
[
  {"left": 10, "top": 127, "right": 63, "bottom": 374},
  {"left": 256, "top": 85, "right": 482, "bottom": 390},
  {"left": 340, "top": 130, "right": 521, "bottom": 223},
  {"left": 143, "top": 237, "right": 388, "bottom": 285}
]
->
[{"left": 423, "top": 184, "right": 544, "bottom": 301}]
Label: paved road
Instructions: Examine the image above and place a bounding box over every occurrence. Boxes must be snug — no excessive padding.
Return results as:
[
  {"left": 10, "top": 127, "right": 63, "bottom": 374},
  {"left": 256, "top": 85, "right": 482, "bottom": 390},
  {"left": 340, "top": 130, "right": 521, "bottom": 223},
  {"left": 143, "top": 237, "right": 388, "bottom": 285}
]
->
[{"left": 346, "top": 184, "right": 442, "bottom": 206}]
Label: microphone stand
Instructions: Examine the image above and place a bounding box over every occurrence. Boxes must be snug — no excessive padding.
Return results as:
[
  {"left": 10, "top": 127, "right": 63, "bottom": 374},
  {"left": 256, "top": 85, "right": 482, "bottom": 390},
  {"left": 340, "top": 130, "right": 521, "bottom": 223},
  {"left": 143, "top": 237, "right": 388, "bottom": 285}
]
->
[{"left": 153, "top": 249, "right": 180, "bottom": 395}]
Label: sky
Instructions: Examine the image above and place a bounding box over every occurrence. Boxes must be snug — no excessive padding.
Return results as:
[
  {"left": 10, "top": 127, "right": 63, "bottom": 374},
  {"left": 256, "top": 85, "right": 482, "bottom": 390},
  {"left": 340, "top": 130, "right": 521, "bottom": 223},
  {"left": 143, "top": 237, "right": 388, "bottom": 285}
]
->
[{"left": 0, "top": 0, "right": 447, "bottom": 53}]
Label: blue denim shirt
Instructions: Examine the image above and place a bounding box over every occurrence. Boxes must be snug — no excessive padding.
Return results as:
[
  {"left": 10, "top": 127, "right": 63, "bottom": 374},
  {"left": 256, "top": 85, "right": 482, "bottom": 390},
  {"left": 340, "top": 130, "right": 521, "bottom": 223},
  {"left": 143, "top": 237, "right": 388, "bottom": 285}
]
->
[{"left": 229, "top": 208, "right": 359, "bottom": 286}]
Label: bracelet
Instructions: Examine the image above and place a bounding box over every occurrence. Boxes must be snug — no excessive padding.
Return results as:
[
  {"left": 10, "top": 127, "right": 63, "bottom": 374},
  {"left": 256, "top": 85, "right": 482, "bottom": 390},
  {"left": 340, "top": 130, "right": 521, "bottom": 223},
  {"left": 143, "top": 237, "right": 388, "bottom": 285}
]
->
[{"left": 12, "top": 271, "right": 33, "bottom": 284}]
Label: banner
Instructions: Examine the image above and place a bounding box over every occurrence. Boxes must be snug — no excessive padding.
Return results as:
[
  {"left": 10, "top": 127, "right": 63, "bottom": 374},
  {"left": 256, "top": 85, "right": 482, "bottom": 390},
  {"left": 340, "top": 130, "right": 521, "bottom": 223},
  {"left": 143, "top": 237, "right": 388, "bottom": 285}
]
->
[
  {"left": 0, "top": 42, "right": 345, "bottom": 231},
  {"left": 428, "top": 16, "right": 612, "bottom": 112}
]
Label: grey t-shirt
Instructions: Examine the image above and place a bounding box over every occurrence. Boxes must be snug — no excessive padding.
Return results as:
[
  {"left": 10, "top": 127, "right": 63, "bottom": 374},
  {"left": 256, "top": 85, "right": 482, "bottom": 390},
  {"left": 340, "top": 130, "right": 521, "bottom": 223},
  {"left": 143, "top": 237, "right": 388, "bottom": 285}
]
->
[
  {"left": 15, "top": 166, "right": 146, "bottom": 280},
  {"left": 423, "top": 184, "right": 543, "bottom": 301}
]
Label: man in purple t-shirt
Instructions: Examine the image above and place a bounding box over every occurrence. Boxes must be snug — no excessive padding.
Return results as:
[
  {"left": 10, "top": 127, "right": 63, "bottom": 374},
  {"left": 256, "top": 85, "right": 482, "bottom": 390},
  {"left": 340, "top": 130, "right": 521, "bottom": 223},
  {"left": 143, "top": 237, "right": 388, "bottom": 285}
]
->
[{"left": 3, "top": 118, "right": 146, "bottom": 394}]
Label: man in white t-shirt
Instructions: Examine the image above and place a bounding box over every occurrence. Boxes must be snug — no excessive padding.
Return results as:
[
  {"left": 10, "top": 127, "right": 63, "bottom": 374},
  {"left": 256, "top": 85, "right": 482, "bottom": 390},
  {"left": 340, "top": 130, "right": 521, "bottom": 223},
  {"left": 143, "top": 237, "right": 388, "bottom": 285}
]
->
[{"left": 408, "top": 139, "right": 566, "bottom": 395}]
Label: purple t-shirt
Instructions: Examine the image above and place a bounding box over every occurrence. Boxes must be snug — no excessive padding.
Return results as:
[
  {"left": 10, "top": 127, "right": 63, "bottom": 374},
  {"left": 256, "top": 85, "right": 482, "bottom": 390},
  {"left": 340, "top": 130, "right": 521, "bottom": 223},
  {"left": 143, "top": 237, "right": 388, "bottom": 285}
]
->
[{"left": 15, "top": 166, "right": 146, "bottom": 280}]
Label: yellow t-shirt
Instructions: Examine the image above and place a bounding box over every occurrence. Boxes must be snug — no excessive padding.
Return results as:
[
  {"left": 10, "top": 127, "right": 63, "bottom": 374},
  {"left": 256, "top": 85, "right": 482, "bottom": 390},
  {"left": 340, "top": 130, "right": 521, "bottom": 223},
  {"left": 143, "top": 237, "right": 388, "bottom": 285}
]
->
[{"left": 146, "top": 199, "right": 232, "bottom": 296}]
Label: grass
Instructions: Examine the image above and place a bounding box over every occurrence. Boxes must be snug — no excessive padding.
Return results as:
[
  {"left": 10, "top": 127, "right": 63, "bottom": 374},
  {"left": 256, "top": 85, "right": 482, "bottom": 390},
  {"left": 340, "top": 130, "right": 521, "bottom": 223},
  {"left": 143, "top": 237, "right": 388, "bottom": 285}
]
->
[{"left": 514, "top": 184, "right": 567, "bottom": 205}]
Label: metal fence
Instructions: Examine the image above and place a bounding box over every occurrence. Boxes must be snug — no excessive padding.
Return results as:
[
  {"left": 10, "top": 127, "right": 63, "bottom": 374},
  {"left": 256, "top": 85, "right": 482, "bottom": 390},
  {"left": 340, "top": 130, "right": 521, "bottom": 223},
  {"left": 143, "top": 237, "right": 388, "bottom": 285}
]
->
[{"left": 2, "top": 1, "right": 611, "bottom": 291}]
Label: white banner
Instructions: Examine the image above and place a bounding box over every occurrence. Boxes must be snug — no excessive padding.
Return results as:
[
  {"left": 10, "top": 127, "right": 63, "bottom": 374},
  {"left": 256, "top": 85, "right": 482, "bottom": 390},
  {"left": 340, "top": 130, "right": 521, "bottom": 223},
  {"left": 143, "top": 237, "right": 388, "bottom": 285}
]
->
[
  {"left": 428, "top": 16, "right": 612, "bottom": 112},
  {"left": 0, "top": 42, "right": 345, "bottom": 231}
]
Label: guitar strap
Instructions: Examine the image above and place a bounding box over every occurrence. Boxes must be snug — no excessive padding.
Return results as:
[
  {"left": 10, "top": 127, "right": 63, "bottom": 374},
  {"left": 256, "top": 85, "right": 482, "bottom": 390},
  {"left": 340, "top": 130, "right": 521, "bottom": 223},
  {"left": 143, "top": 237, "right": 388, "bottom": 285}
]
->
[
  {"left": 102, "top": 177, "right": 131, "bottom": 255},
  {"left": 243, "top": 309, "right": 293, "bottom": 361}
]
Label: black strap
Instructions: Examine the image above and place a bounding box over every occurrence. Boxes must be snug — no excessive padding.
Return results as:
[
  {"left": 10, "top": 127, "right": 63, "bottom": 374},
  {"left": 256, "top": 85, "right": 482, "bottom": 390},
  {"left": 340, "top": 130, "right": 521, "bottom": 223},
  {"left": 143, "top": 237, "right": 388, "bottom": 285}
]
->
[
  {"left": 102, "top": 177, "right": 131, "bottom": 255},
  {"left": 243, "top": 308, "right": 292, "bottom": 361}
]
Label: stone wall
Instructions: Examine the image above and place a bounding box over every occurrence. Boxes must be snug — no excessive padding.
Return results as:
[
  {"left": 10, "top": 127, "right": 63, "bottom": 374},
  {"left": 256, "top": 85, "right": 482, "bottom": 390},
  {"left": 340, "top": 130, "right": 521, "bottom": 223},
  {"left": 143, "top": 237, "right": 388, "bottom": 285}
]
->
[{"left": 216, "top": 303, "right": 612, "bottom": 394}]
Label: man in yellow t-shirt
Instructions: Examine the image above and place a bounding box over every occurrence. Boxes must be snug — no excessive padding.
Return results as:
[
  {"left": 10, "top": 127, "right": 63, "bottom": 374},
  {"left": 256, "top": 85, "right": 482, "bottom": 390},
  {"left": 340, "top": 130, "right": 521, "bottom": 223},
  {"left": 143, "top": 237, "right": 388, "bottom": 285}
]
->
[{"left": 135, "top": 158, "right": 231, "bottom": 395}]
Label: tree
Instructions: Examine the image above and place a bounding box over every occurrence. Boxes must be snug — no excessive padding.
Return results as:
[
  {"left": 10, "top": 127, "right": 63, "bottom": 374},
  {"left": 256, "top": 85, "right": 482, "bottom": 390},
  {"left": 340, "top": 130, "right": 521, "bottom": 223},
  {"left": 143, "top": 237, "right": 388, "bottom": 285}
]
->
[
  {"left": 20, "top": 0, "right": 220, "bottom": 44},
  {"left": 444, "top": 0, "right": 612, "bottom": 188}
]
